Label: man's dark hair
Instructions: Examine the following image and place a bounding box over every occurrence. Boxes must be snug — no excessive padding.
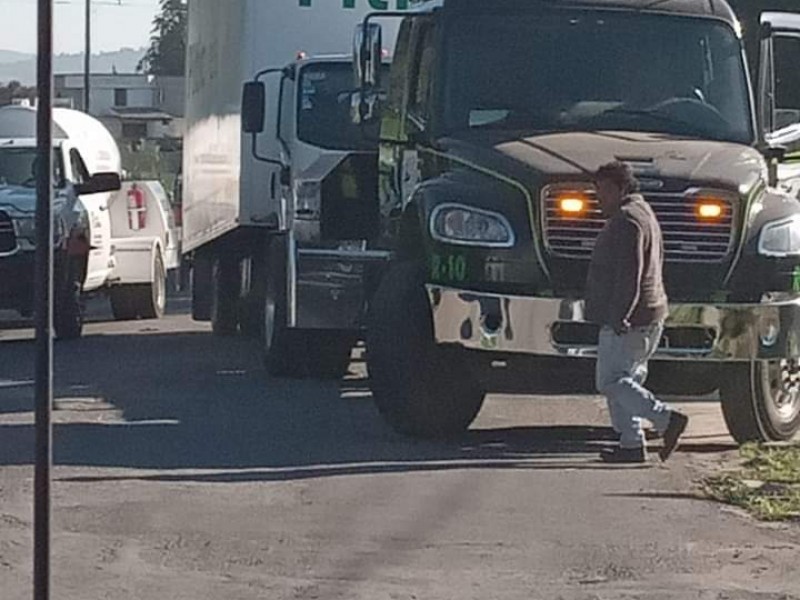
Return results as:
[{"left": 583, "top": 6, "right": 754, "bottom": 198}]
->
[{"left": 594, "top": 161, "right": 639, "bottom": 194}]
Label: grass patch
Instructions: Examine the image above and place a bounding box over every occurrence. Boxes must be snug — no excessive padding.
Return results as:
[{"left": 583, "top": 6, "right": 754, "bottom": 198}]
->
[{"left": 703, "top": 443, "right": 800, "bottom": 522}]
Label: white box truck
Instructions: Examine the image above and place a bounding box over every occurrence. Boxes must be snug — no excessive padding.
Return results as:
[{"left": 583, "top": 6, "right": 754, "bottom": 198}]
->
[
  {"left": 0, "top": 105, "right": 175, "bottom": 337},
  {"left": 183, "top": 0, "right": 406, "bottom": 377}
]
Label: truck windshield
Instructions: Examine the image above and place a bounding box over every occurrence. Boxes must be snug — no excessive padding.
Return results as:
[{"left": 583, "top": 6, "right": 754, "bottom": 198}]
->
[
  {"left": 296, "top": 62, "right": 387, "bottom": 151},
  {"left": 0, "top": 147, "right": 63, "bottom": 187},
  {"left": 443, "top": 12, "right": 753, "bottom": 144}
]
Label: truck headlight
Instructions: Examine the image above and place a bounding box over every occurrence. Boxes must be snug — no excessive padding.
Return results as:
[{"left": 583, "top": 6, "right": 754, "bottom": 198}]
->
[
  {"left": 430, "top": 204, "right": 515, "bottom": 248},
  {"left": 758, "top": 216, "right": 800, "bottom": 257},
  {"left": 13, "top": 217, "right": 35, "bottom": 242},
  {"left": 12, "top": 217, "right": 66, "bottom": 245}
]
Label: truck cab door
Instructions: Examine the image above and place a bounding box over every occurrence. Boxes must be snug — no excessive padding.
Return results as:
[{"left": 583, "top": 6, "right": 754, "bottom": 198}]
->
[{"left": 759, "top": 12, "right": 800, "bottom": 192}]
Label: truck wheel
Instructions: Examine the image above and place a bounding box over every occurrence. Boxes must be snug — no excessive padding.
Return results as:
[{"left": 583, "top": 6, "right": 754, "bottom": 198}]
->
[
  {"left": 240, "top": 251, "right": 267, "bottom": 340},
  {"left": 191, "top": 252, "right": 213, "bottom": 321},
  {"left": 262, "top": 237, "right": 354, "bottom": 379},
  {"left": 366, "top": 261, "right": 486, "bottom": 438},
  {"left": 720, "top": 360, "right": 800, "bottom": 443},
  {"left": 110, "top": 255, "right": 167, "bottom": 321},
  {"left": 54, "top": 258, "right": 84, "bottom": 340},
  {"left": 137, "top": 253, "right": 167, "bottom": 319},
  {"left": 110, "top": 288, "right": 137, "bottom": 321},
  {"left": 210, "top": 254, "right": 239, "bottom": 336}
]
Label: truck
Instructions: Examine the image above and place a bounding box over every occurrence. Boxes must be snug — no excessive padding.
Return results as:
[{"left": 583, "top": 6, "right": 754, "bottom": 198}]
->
[
  {"left": 0, "top": 105, "right": 171, "bottom": 338},
  {"left": 184, "top": 0, "right": 405, "bottom": 377},
  {"left": 355, "top": 0, "right": 800, "bottom": 443}
]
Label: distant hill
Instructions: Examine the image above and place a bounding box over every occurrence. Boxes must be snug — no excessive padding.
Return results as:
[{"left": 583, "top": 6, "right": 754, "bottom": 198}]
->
[
  {"left": 0, "top": 48, "right": 146, "bottom": 85},
  {"left": 0, "top": 50, "right": 33, "bottom": 64}
]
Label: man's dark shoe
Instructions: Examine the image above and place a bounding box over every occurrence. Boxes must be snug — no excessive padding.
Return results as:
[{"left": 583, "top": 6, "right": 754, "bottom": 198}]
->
[
  {"left": 659, "top": 411, "right": 689, "bottom": 462},
  {"left": 600, "top": 446, "right": 647, "bottom": 464}
]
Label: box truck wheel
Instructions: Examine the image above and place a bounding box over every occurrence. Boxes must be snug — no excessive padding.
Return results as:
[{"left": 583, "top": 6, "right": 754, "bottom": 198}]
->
[
  {"left": 110, "top": 253, "right": 167, "bottom": 321},
  {"left": 263, "top": 236, "right": 354, "bottom": 379},
  {"left": 366, "top": 261, "right": 486, "bottom": 438},
  {"left": 191, "top": 251, "right": 213, "bottom": 321},
  {"left": 720, "top": 360, "right": 800, "bottom": 443},
  {"left": 211, "top": 254, "right": 240, "bottom": 336},
  {"left": 54, "top": 256, "right": 84, "bottom": 340}
]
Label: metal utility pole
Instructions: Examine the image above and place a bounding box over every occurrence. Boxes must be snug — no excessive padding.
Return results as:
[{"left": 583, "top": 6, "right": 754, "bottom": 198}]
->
[
  {"left": 34, "top": 0, "right": 54, "bottom": 597},
  {"left": 84, "top": 0, "right": 90, "bottom": 112}
]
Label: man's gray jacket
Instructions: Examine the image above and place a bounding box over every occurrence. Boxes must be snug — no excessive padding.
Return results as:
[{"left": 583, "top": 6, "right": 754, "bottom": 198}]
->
[{"left": 585, "top": 194, "right": 669, "bottom": 328}]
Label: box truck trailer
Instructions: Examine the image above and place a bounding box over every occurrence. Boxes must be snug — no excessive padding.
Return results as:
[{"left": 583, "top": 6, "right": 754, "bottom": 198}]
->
[{"left": 184, "top": 0, "right": 406, "bottom": 376}]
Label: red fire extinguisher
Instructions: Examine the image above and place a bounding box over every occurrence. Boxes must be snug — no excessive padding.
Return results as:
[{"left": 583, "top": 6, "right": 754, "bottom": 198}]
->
[{"left": 127, "top": 184, "right": 146, "bottom": 231}]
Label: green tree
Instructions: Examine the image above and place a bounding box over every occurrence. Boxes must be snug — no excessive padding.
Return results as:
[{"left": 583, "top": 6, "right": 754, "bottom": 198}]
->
[{"left": 137, "top": 0, "right": 187, "bottom": 76}]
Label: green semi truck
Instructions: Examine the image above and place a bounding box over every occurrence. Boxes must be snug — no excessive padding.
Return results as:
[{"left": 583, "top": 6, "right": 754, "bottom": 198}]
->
[{"left": 356, "top": 0, "right": 800, "bottom": 442}]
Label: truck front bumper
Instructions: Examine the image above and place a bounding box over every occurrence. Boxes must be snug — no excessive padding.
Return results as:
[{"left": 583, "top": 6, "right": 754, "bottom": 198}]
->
[{"left": 428, "top": 286, "right": 800, "bottom": 362}]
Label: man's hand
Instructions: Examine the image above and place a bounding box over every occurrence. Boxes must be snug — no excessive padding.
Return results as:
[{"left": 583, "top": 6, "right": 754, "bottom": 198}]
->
[{"left": 613, "top": 320, "right": 631, "bottom": 336}]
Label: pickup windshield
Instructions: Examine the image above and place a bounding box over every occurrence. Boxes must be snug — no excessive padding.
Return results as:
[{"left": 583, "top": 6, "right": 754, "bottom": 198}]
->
[
  {"left": 296, "top": 62, "right": 388, "bottom": 151},
  {"left": 443, "top": 12, "right": 753, "bottom": 143},
  {"left": 0, "top": 147, "right": 63, "bottom": 187},
  {"left": 0, "top": 147, "right": 39, "bottom": 186}
]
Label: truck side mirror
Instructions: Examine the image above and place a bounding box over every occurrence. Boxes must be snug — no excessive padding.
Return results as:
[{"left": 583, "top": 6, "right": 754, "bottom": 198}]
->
[
  {"left": 75, "top": 172, "right": 121, "bottom": 196},
  {"left": 242, "top": 81, "right": 266, "bottom": 134},
  {"left": 353, "top": 23, "right": 383, "bottom": 90}
]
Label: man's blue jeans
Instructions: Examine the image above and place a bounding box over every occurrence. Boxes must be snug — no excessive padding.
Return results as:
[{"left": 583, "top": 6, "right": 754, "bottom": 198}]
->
[{"left": 595, "top": 323, "right": 672, "bottom": 449}]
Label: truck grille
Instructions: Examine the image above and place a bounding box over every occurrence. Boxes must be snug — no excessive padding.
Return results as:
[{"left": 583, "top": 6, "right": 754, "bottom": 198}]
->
[
  {"left": 542, "top": 187, "right": 735, "bottom": 263},
  {"left": 0, "top": 211, "right": 16, "bottom": 254}
]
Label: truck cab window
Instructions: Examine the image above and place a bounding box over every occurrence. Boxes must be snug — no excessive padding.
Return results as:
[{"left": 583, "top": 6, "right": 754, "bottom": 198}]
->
[
  {"left": 774, "top": 35, "right": 800, "bottom": 130},
  {"left": 407, "top": 21, "right": 436, "bottom": 129},
  {"left": 69, "top": 148, "right": 91, "bottom": 185},
  {"left": 296, "top": 61, "right": 390, "bottom": 151},
  {"left": 442, "top": 13, "right": 752, "bottom": 144}
]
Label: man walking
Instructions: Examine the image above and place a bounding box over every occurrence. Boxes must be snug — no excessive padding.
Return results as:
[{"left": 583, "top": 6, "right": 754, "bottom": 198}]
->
[{"left": 586, "top": 161, "right": 688, "bottom": 463}]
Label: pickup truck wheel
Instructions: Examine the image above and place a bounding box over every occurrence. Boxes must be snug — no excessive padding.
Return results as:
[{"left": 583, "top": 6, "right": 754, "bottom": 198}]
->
[
  {"left": 110, "top": 289, "right": 138, "bottom": 321},
  {"left": 110, "top": 254, "right": 167, "bottom": 321},
  {"left": 366, "top": 261, "right": 486, "bottom": 438},
  {"left": 720, "top": 360, "right": 800, "bottom": 443},
  {"left": 211, "top": 254, "right": 239, "bottom": 336},
  {"left": 137, "top": 253, "right": 167, "bottom": 319},
  {"left": 54, "top": 258, "right": 84, "bottom": 340}
]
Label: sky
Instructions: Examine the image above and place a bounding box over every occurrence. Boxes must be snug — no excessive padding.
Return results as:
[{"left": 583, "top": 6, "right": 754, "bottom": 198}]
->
[{"left": 0, "top": 0, "right": 160, "bottom": 55}]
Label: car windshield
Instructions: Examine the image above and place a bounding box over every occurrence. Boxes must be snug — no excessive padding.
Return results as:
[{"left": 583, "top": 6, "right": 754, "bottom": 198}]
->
[
  {"left": 443, "top": 12, "right": 753, "bottom": 143},
  {"left": 296, "top": 62, "right": 388, "bottom": 151},
  {"left": 0, "top": 147, "right": 39, "bottom": 186}
]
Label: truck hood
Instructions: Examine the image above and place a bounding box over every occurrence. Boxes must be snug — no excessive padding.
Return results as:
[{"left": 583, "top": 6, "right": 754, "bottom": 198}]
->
[
  {"left": 0, "top": 185, "right": 69, "bottom": 218},
  {"left": 0, "top": 185, "right": 38, "bottom": 217},
  {"left": 439, "top": 130, "right": 766, "bottom": 193}
]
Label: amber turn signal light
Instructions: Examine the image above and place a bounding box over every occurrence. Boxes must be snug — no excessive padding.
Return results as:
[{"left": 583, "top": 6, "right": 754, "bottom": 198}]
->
[
  {"left": 558, "top": 196, "right": 586, "bottom": 214},
  {"left": 696, "top": 201, "right": 724, "bottom": 220}
]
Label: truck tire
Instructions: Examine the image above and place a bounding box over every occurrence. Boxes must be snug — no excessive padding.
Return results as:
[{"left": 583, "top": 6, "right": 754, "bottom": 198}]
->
[
  {"left": 109, "top": 288, "right": 137, "bottom": 321},
  {"left": 240, "top": 250, "right": 267, "bottom": 340},
  {"left": 191, "top": 252, "right": 213, "bottom": 321},
  {"left": 366, "top": 261, "right": 486, "bottom": 438},
  {"left": 54, "top": 257, "right": 84, "bottom": 340},
  {"left": 210, "top": 254, "right": 240, "bottom": 336},
  {"left": 137, "top": 253, "right": 167, "bottom": 319},
  {"left": 262, "top": 236, "right": 354, "bottom": 379},
  {"left": 720, "top": 360, "right": 800, "bottom": 443},
  {"left": 110, "top": 254, "right": 167, "bottom": 321}
]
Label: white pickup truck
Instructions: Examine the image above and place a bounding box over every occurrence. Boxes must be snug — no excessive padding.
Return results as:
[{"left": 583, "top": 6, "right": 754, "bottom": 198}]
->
[{"left": 0, "top": 105, "right": 177, "bottom": 337}]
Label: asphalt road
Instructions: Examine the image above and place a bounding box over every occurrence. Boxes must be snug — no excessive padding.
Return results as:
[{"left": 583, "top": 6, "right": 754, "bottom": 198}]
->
[{"left": 1, "top": 297, "right": 799, "bottom": 599}]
